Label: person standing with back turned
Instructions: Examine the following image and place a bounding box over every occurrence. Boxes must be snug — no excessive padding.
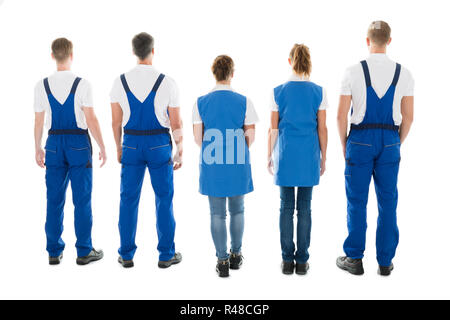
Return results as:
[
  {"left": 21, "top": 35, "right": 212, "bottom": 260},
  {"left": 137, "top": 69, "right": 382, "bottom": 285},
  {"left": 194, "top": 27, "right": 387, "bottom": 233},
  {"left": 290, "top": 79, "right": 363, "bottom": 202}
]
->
[
  {"left": 268, "top": 44, "right": 328, "bottom": 276},
  {"left": 336, "top": 21, "right": 414, "bottom": 276},
  {"left": 34, "top": 38, "right": 106, "bottom": 266},
  {"left": 193, "top": 55, "right": 258, "bottom": 278},
  {"left": 111, "top": 33, "right": 183, "bottom": 269}
]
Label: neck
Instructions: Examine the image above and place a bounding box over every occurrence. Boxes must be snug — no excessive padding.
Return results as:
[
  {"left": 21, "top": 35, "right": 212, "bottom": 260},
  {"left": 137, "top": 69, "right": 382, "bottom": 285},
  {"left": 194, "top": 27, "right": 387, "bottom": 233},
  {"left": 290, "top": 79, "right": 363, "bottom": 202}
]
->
[
  {"left": 293, "top": 71, "right": 309, "bottom": 80},
  {"left": 138, "top": 58, "right": 153, "bottom": 65},
  {"left": 56, "top": 62, "right": 71, "bottom": 71},
  {"left": 217, "top": 80, "right": 231, "bottom": 86},
  {"left": 369, "top": 46, "right": 387, "bottom": 54}
]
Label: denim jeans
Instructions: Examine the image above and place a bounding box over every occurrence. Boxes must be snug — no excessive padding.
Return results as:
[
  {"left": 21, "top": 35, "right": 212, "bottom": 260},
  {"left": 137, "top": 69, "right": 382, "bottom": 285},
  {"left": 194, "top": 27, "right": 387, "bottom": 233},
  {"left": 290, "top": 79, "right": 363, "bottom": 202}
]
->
[
  {"left": 208, "top": 195, "right": 245, "bottom": 261},
  {"left": 279, "top": 186, "right": 313, "bottom": 264}
]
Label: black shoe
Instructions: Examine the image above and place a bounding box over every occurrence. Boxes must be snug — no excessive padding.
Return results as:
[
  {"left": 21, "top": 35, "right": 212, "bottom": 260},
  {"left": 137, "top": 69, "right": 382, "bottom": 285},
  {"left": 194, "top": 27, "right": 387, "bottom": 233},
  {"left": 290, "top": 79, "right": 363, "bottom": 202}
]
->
[
  {"left": 76, "top": 249, "right": 104, "bottom": 266},
  {"left": 118, "top": 256, "right": 134, "bottom": 268},
  {"left": 158, "top": 252, "right": 182, "bottom": 269},
  {"left": 229, "top": 252, "right": 243, "bottom": 270},
  {"left": 49, "top": 254, "right": 63, "bottom": 265},
  {"left": 378, "top": 264, "right": 394, "bottom": 276},
  {"left": 296, "top": 262, "right": 310, "bottom": 275},
  {"left": 336, "top": 256, "right": 364, "bottom": 275},
  {"left": 281, "top": 261, "right": 295, "bottom": 275},
  {"left": 216, "top": 260, "right": 230, "bottom": 278}
]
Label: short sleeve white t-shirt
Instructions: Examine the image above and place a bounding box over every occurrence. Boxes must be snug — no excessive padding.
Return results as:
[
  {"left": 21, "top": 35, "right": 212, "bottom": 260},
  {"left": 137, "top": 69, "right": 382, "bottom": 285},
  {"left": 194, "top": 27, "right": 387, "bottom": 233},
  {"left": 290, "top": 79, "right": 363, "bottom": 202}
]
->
[
  {"left": 340, "top": 54, "right": 414, "bottom": 125},
  {"left": 192, "top": 85, "right": 259, "bottom": 125},
  {"left": 34, "top": 71, "right": 93, "bottom": 130},
  {"left": 270, "top": 75, "right": 329, "bottom": 112},
  {"left": 110, "top": 65, "right": 180, "bottom": 128}
]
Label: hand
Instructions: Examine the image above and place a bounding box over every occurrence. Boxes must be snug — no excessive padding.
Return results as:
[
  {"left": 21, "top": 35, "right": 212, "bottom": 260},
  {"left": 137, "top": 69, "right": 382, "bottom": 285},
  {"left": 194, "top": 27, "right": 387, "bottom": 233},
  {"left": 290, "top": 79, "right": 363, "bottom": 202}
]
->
[
  {"left": 35, "top": 148, "right": 45, "bottom": 168},
  {"left": 267, "top": 157, "right": 274, "bottom": 175},
  {"left": 320, "top": 157, "right": 326, "bottom": 176},
  {"left": 117, "top": 148, "right": 122, "bottom": 164},
  {"left": 173, "top": 148, "right": 183, "bottom": 170},
  {"left": 99, "top": 148, "right": 107, "bottom": 168}
]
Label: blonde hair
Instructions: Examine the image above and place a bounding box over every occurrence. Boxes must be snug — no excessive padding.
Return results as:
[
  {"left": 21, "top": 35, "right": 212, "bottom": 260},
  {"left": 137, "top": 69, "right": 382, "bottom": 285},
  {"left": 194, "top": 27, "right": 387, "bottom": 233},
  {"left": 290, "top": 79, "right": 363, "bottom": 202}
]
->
[
  {"left": 367, "top": 21, "right": 391, "bottom": 46},
  {"left": 289, "top": 44, "right": 311, "bottom": 77},
  {"left": 51, "top": 38, "right": 73, "bottom": 62}
]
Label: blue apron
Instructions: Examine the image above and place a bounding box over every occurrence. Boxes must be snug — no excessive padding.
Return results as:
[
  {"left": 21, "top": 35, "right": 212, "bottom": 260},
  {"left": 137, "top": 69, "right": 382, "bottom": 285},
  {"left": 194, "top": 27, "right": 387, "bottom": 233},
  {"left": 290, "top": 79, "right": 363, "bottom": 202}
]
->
[
  {"left": 118, "top": 73, "right": 176, "bottom": 262},
  {"left": 43, "top": 77, "right": 93, "bottom": 258},
  {"left": 197, "top": 90, "right": 254, "bottom": 197},
  {"left": 273, "top": 81, "right": 323, "bottom": 187},
  {"left": 343, "top": 61, "right": 402, "bottom": 267}
]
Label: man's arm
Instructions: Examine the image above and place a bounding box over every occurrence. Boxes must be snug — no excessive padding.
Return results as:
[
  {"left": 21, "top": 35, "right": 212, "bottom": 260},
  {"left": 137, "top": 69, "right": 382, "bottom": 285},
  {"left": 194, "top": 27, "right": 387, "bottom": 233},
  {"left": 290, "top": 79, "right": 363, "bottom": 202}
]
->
[
  {"left": 317, "top": 110, "right": 328, "bottom": 176},
  {"left": 399, "top": 96, "right": 414, "bottom": 143},
  {"left": 83, "top": 107, "right": 107, "bottom": 167},
  {"left": 34, "top": 111, "right": 46, "bottom": 168},
  {"left": 168, "top": 107, "right": 183, "bottom": 170},
  {"left": 111, "top": 102, "right": 123, "bottom": 164},
  {"left": 337, "top": 95, "right": 352, "bottom": 157},
  {"left": 267, "top": 111, "right": 279, "bottom": 174}
]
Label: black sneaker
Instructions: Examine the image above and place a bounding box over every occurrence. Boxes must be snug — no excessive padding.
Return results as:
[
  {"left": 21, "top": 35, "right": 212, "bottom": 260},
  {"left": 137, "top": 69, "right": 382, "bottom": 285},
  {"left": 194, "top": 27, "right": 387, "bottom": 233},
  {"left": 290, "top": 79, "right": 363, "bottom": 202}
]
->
[
  {"left": 49, "top": 254, "right": 63, "bottom": 265},
  {"left": 118, "top": 256, "right": 134, "bottom": 268},
  {"left": 229, "top": 252, "right": 243, "bottom": 270},
  {"left": 296, "top": 262, "right": 310, "bottom": 275},
  {"left": 281, "top": 261, "right": 295, "bottom": 275},
  {"left": 216, "top": 260, "right": 230, "bottom": 278},
  {"left": 158, "top": 252, "right": 182, "bottom": 269},
  {"left": 76, "top": 249, "right": 104, "bottom": 266},
  {"left": 378, "top": 264, "right": 394, "bottom": 276},
  {"left": 336, "top": 256, "right": 364, "bottom": 275}
]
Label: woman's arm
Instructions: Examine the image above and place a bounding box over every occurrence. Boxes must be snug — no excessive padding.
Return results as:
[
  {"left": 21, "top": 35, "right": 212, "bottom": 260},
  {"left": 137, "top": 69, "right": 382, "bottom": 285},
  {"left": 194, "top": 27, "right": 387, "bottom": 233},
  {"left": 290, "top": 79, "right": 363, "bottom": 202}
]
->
[
  {"left": 244, "top": 124, "right": 255, "bottom": 147},
  {"left": 193, "top": 123, "right": 204, "bottom": 147},
  {"left": 84, "top": 107, "right": 107, "bottom": 167},
  {"left": 267, "top": 111, "right": 279, "bottom": 174},
  {"left": 317, "top": 110, "right": 328, "bottom": 176}
]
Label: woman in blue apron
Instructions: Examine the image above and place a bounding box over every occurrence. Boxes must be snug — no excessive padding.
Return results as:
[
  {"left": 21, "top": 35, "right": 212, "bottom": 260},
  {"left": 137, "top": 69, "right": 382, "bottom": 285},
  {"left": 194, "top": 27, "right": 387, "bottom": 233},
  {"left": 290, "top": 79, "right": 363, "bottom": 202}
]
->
[
  {"left": 268, "top": 44, "right": 328, "bottom": 275},
  {"left": 193, "top": 55, "right": 258, "bottom": 278}
]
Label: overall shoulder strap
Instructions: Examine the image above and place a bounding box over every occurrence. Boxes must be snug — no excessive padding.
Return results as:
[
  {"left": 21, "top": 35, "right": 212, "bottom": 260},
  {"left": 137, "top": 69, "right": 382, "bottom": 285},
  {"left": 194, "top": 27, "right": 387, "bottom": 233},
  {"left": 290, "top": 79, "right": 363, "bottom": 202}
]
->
[
  {"left": 70, "top": 77, "right": 82, "bottom": 95},
  {"left": 151, "top": 74, "right": 165, "bottom": 92},
  {"left": 43, "top": 78, "right": 52, "bottom": 96},
  {"left": 360, "top": 61, "right": 372, "bottom": 88},
  {"left": 391, "top": 63, "right": 402, "bottom": 87},
  {"left": 120, "top": 74, "right": 131, "bottom": 93}
]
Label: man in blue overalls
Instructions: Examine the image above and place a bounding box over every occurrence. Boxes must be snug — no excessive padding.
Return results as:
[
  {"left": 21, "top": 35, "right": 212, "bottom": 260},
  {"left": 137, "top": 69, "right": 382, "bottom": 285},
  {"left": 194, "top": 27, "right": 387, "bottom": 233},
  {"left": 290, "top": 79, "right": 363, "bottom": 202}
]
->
[
  {"left": 111, "top": 33, "right": 183, "bottom": 269},
  {"left": 336, "top": 21, "right": 414, "bottom": 276},
  {"left": 34, "top": 38, "right": 107, "bottom": 265}
]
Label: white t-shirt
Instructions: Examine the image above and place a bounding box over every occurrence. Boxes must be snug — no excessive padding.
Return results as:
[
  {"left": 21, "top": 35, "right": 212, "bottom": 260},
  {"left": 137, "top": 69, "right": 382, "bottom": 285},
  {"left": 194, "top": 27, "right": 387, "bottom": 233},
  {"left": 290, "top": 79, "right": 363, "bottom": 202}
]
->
[
  {"left": 340, "top": 53, "right": 414, "bottom": 125},
  {"left": 34, "top": 71, "right": 93, "bottom": 130},
  {"left": 110, "top": 65, "right": 180, "bottom": 128},
  {"left": 192, "top": 84, "right": 259, "bottom": 125},
  {"left": 270, "top": 74, "right": 329, "bottom": 111}
]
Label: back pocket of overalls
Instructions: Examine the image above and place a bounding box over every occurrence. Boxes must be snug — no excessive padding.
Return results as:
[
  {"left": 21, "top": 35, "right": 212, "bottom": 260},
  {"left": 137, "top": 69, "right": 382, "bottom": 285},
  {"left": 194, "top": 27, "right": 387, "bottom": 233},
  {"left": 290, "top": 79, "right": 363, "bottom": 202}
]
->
[
  {"left": 45, "top": 145, "right": 58, "bottom": 166},
  {"left": 148, "top": 144, "right": 172, "bottom": 165},
  {"left": 68, "top": 143, "right": 91, "bottom": 166},
  {"left": 121, "top": 144, "right": 138, "bottom": 165}
]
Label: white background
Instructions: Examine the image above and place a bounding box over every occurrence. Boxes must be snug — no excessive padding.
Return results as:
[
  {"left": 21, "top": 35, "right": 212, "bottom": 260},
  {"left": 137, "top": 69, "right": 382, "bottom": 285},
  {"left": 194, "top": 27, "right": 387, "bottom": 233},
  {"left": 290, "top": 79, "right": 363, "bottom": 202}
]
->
[{"left": 0, "top": 0, "right": 448, "bottom": 300}]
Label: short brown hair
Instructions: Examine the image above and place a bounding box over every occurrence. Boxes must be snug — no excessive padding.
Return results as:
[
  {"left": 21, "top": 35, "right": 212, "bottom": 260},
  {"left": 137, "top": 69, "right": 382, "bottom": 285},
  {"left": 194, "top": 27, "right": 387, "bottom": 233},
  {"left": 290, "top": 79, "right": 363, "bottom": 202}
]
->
[
  {"left": 51, "top": 38, "right": 73, "bottom": 62},
  {"left": 367, "top": 21, "right": 391, "bottom": 46},
  {"left": 132, "top": 32, "right": 154, "bottom": 60},
  {"left": 211, "top": 55, "right": 234, "bottom": 81},
  {"left": 289, "top": 44, "right": 311, "bottom": 77}
]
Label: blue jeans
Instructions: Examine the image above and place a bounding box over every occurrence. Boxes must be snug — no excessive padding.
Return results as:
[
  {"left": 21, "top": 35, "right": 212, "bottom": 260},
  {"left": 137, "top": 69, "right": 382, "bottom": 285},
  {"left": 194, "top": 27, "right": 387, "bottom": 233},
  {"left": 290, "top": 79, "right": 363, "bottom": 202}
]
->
[
  {"left": 279, "top": 187, "right": 313, "bottom": 264},
  {"left": 208, "top": 195, "right": 245, "bottom": 261}
]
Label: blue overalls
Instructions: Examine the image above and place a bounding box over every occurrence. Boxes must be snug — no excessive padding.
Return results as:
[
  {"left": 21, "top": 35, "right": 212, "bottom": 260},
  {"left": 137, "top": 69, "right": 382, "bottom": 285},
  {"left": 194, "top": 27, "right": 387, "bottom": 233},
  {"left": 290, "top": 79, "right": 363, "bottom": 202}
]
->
[
  {"left": 273, "top": 81, "right": 323, "bottom": 187},
  {"left": 197, "top": 90, "right": 253, "bottom": 197},
  {"left": 118, "top": 73, "right": 176, "bottom": 262},
  {"left": 344, "top": 61, "right": 402, "bottom": 267},
  {"left": 44, "top": 77, "right": 93, "bottom": 258}
]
